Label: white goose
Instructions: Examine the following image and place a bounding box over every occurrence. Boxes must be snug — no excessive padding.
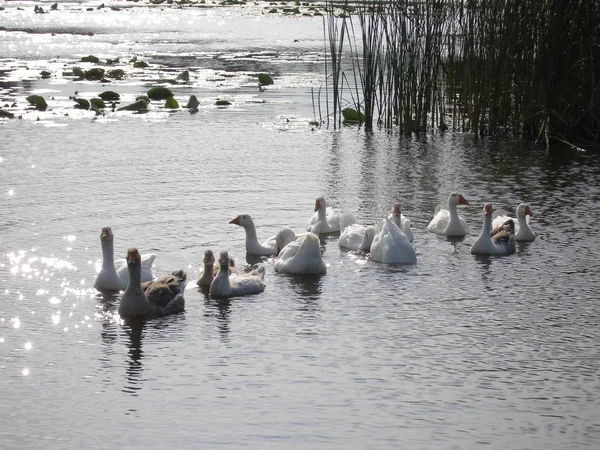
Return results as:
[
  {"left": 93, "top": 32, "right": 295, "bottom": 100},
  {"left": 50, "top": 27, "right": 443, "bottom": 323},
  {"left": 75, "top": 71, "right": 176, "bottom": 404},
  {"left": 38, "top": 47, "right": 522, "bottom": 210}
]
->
[
  {"left": 196, "top": 249, "right": 237, "bottom": 288},
  {"left": 229, "top": 214, "right": 277, "bottom": 256},
  {"left": 470, "top": 203, "right": 516, "bottom": 255},
  {"left": 94, "top": 226, "right": 155, "bottom": 291},
  {"left": 388, "top": 203, "right": 414, "bottom": 242},
  {"left": 209, "top": 251, "right": 266, "bottom": 298},
  {"left": 119, "top": 248, "right": 186, "bottom": 318},
  {"left": 427, "top": 192, "right": 470, "bottom": 236},
  {"left": 370, "top": 217, "right": 417, "bottom": 264},
  {"left": 492, "top": 203, "right": 535, "bottom": 242},
  {"left": 306, "top": 196, "right": 356, "bottom": 234},
  {"left": 338, "top": 223, "right": 377, "bottom": 251},
  {"left": 274, "top": 223, "right": 327, "bottom": 275}
]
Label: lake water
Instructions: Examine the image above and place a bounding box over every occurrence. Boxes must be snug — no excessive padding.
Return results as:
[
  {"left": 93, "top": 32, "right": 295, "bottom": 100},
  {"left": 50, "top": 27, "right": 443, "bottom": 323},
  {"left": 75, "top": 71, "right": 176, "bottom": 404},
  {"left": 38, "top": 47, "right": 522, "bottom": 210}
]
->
[{"left": 1, "top": 2, "right": 600, "bottom": 449}]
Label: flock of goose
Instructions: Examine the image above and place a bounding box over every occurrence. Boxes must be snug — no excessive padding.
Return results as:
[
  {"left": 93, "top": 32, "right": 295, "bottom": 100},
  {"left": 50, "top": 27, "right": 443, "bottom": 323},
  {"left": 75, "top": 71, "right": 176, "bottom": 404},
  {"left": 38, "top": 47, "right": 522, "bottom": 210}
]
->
[{"left": 94, "top": 192, "right": 535, "bottom": 319}]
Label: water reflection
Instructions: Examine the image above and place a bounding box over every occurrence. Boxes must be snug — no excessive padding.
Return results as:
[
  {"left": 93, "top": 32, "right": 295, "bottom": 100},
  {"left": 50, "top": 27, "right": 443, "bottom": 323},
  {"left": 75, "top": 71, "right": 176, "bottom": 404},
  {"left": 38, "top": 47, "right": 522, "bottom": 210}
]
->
[
  {"left": 121, "top": 317, "right": 145, "bottom": 396},
  {"left": 285, "top": 274, "right": 323, "bottom": 299},
  {"left": 204, "top": 297, "right": 232, "bottom": 341}
]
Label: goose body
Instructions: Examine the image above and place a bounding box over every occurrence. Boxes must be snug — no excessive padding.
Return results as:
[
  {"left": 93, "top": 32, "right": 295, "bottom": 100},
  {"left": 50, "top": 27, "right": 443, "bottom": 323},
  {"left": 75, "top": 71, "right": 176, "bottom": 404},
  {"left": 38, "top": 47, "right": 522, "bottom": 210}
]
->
[
  {"left": 427, "top": 192, "right": 470, "bottom": 236},
  {"left": 94, "top": 227, "right": 155, "bottom": 291},
  {"left": 197, "top": 249, "right": 237, "bottom": 288},
  {"left": 338, "top": 223, "right": 377, "bottom": 251},
  {"left": 119, "top": 248, "right": 186, "bottom": 318},
  {"left": 275, "top": 228, "right": 327, "bottom": 275},
  {"left": 388, "top": 203, "right": 414, "bottom": 242},
  {"left": 370, "top": 218, "right": 417, "bottom": 264},
  {"left": 209, "top": 251, "right": 266, "bottom": 298},
  {"left": 230, "top": 214, "right": 277, "bottom": 256},
  {"left": 492, "top": 203, "right": 535, "bottom": 242},
  {"left": 470, "top": 203, "right": 516, "bottom": 255},
  {"left": 306, "top": 196, "right": 356, "bottom": 234}
]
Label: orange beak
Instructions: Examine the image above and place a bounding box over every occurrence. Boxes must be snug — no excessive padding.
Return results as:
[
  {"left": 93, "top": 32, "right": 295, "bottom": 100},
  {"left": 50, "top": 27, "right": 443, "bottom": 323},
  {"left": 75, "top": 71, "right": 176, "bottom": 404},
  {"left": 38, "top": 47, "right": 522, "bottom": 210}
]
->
[
  {"left": 101, "top": 227, "right": 110, "bottom": 238},
  {"left": 458, "top": 195, "right": 469, "bottom": 205},
  {"left": 314, "top": 199, "right": 321, "bottom": 212},
  {"left": 525, "top": 206, "right": 532, "bottom": 216},
  {"left": 483, "top": 204, "right": 492, "bottom": 215},
  {"left": 229, "top": 216, "right": 240, "bottom": 225}
]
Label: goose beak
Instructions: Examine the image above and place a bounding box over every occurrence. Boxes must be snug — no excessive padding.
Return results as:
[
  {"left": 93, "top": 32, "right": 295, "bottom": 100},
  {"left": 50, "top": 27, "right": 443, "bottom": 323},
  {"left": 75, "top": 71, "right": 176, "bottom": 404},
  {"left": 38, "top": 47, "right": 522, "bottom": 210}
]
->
[
  {"left": 314, "top": 199, "right": 321, "bottom": 212},
  {"left": 101, "top": 227, "right": 111, "bottom": 238},
  {"left": 525, "top": 206, "right": 532, "bottom": 216},
  {"left": 458, "top": 195, "right": 469, "bottom": 205},
  {"left": 229, "top": 216, "right": 240, "bottom": 225},
  {"left": 393, "top": 206, "right": 400, "bottom": 216},
  {"left": 483, "top": 203, "right": 492, "bottom": 215}
]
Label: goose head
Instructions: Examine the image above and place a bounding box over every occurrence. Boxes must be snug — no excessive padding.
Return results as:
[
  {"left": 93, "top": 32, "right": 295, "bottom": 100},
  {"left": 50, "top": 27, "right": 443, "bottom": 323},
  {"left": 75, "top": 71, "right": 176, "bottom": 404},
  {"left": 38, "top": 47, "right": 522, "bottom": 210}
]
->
[
  {"left": 100, "top": 226, "right": 114, "bottom": 243},
  {"left": 229, "top": 214, "right": 254, "bottom": 229},
  {"left": 516, "top": 203, "right": 532, "bottom": 218},
  {"left": 127, "top": 248, "right": 141, "bottom": 267},
  {"left": 218, "top": 251, "right": 231, "bottom": 269},
  {"left": 483, "top": 202, "right": 493, "bottom": 217},
  {"left": 390, "top": 203, "right": 402, "bottom": 227},
  {"left": 449, "top": 192, "right": 469, "bottom": 207},
  {"left": 314, "top": 196, "right": 326, "bottom": 212},
  {"left": 203, "top": 249, "right": 215, "bottom": 266},
  {"left": 275, "top": 228, "right": 296, "bottom": 255}
]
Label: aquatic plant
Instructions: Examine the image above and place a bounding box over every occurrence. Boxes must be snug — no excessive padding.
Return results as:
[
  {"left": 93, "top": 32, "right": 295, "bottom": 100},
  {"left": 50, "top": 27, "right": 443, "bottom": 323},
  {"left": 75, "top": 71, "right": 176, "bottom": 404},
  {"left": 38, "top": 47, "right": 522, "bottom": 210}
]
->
[
  {"left": 99, "top": 91, "right": 120, "bottom": 101},
  {"left": 117, "top": 99, "right": 149, "bottom": 112},
  {"left": 26, "top": 95, "right": 47, "bottom": 111},
  {"left": 258, "top": 73, "right": 274, "bottom": 86},
  {"left": 73, "top": 98, "right": 90, "bottom": 110},
  {"left": 90, "top": 98, "right": 106, "bottom": 109},
  {"left": 186, "top": 95, "right": 200, "bottom": 109},
  {"left": 320, "top": 0, "right": 600, "bottom": 149},
  {"left": 147, "top": 86, "right": 174, "bottom": 100},
  {"left": 81, "top": 55, "right": 99, "bottom": 64},
  {"left": 165, "top": 97, "right": 179, "bottom": 109}
]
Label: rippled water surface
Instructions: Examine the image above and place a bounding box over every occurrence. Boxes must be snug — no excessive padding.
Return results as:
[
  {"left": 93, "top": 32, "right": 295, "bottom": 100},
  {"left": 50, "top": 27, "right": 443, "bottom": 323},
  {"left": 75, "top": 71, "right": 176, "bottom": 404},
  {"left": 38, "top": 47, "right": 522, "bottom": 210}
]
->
[{"left": 1, "top": 2, "right": 600, "bottom": 449}]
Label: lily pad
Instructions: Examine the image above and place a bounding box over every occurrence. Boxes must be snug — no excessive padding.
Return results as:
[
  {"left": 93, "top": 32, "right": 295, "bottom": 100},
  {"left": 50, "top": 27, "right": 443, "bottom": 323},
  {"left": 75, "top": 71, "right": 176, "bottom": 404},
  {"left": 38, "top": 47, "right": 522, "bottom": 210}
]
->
[
  {"left": 106, "top": 69, "right": 124, "bottom": 80},
  {"left": 258, "top": 73, "right": 274, "bottom": 86},
  {"left": 81, "top": 55, "right": 100, "bottom": 64},
  {"left": 84, "top": 68, "right": 105, "bottom": 81},
  {"left": 165, "top": 96, "right": 179, "bottom": 109},
  {"left": 176, "top": 70, "right": 190, "bottom": 82},
  {"left": 26, "top": 95, "right": 48, "bottom": 111},
  {"left": 133, "top": 61, "right": 149, "bottom": 69},
  {"left": 98, "top": 91, "right": 120, "bottom": 101},
  {"left": 215, "top": 99, "right": 231, "bottom": 106},
  {"left": 117, "top": 99, "right": 149, "bottom": 112},
  {"left": 0, "top": 109, "right": 15, "bottom": 119},
  {"left": 73, "top": 98, "right": 90, "bottom": 110},
  {"left": 90, "top": 98, "right": 106, "bottom": 109},
  {"left": 72, "top": 67, "right": 85, "bottom": 77},
  {"left": 185, "top": 95, "right": 200, "bottom": 109},
  {"left": 40, "top": 70, "right": 52, "bottom": 79},
  {"left": 147, "top": 86, "right": 174, "bottom": 101},
  {"left": 342, "top": 107, "right": 365, "bottom": 123}
]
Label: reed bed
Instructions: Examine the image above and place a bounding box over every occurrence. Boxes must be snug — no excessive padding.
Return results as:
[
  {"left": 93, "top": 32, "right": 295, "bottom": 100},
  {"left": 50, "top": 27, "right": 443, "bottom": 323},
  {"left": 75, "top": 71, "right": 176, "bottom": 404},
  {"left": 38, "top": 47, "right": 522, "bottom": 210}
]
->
[{"left": 318, "top": 0, "right": 600, "bottom": 149}]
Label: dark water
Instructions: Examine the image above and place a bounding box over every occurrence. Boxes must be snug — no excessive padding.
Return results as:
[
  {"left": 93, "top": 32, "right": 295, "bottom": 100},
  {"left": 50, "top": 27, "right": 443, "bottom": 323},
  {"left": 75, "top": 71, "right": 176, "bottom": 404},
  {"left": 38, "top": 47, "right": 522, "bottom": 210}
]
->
[{"left": 1, "top": 2, "right": 600, "bottom": 449}]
